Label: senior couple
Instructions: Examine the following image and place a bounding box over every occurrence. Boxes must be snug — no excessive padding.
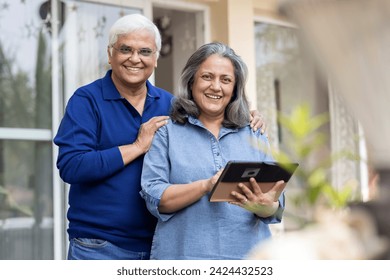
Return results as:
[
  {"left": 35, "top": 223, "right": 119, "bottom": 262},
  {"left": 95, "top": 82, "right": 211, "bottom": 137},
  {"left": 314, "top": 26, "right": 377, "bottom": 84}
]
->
[{"left": 54, "top": 14, "right": 285, "bottom": 260}]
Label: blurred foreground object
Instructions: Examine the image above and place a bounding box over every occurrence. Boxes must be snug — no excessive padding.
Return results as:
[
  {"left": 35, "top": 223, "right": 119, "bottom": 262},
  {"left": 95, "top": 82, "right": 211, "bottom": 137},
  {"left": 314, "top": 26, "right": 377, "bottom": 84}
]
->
[
  {"left": 247, "top": 199, "right": 390, "bottom": 259},
  {"left": 279, "top": 0, "right": 390, "bottom": 177},
  {"left": 248, "top": 0, "right": 390, "bottom": 259}
]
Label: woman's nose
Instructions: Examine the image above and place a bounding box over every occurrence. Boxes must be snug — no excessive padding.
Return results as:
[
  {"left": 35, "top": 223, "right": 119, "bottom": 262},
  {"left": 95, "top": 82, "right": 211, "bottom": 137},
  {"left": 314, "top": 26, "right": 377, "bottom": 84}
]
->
[{"left": 210, "top": 79, "right": 221, "bottom": 91}]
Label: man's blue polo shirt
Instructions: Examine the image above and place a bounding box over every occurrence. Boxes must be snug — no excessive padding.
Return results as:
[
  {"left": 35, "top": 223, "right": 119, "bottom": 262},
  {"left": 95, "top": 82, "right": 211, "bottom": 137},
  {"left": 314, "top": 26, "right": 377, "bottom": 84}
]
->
[{"left": 53, "top": 70, "right": 173, "bottom": 252}]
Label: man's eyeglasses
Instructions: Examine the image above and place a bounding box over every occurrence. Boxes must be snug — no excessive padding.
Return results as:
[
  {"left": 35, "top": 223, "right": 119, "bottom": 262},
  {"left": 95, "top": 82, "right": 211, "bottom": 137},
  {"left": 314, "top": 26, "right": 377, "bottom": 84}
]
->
[{"left": 110, "top": 45, "right": 156, "bottom": 57}]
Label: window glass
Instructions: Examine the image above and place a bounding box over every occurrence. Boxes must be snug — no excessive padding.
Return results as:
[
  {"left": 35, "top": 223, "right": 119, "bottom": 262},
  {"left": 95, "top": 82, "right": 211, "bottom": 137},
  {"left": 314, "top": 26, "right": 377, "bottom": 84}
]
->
[
  {"left": 0, "top": 140, "right": 53, "bottom": 260},
  {"left": 0, "top": 0, "right": 52, "bottom": 129}
]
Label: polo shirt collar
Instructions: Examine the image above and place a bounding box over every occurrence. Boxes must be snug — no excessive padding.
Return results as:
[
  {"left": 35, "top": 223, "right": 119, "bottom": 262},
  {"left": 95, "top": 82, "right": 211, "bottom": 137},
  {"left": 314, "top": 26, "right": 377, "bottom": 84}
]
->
[{"left": 102, "top": 70, "right": 161, "bottom": 101}]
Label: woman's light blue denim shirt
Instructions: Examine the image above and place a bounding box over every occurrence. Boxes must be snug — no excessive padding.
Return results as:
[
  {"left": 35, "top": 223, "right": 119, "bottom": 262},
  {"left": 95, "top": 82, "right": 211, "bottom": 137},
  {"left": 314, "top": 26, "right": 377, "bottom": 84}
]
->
[{"left": 140, "top": 116, "right": 284, "bottom": 260}]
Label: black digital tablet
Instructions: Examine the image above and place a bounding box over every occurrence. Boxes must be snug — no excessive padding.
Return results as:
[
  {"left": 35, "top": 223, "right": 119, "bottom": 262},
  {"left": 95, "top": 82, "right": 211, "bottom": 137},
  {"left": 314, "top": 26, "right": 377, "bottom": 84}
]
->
[{"left": 209, "top": 161, "right": 299, "bottom": 202}]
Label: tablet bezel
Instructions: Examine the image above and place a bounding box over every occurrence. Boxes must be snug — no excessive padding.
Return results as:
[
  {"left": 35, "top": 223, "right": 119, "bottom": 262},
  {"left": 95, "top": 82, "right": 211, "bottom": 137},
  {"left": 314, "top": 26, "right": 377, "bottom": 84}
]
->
[{"left": 208, "top": 161, "right": 299, "bottom": 202}]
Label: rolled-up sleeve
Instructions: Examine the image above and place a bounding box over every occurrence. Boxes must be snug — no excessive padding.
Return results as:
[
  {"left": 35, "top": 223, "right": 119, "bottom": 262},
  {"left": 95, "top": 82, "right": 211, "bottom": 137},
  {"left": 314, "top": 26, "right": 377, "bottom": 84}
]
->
[{"left": 140, "top": 125, "right": 175, "bottom": 222}]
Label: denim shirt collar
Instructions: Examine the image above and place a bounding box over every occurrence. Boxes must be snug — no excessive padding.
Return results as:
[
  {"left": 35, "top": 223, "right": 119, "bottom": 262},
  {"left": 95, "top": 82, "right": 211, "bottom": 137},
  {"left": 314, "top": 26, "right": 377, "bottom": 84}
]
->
[{"left": 187, "top": 115, "right": 240, "bottom": 139}]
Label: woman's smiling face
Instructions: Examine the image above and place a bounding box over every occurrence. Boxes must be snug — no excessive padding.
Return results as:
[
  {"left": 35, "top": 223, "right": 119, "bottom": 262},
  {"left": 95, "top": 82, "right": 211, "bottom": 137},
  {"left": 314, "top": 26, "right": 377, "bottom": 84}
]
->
[{"left": 192, "top": 54, "right": 235, "bottom": 120}]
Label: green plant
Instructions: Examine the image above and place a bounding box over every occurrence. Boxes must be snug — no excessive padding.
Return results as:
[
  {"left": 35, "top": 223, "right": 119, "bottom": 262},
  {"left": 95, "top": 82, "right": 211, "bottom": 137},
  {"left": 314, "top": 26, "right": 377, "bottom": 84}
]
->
[{"left": 271, "top": 103, "right": 360, "bottom": 223}]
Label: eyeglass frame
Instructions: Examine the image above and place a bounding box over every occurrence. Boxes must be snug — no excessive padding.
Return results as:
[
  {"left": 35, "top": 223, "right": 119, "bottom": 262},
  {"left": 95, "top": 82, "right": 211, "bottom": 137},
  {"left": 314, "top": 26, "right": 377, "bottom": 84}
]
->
[{"left": 109, "top": 44, "right": 157, "bottom": 57}]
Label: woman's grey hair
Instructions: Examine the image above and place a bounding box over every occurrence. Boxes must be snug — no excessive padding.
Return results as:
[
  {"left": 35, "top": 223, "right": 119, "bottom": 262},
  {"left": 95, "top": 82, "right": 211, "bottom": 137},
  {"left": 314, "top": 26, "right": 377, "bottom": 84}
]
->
[
  {"left": 108, "top": 14, "right": 161, "bottom": 58},
  {"left": 171, "top": 42, "right": 251, "bottom": 128}
]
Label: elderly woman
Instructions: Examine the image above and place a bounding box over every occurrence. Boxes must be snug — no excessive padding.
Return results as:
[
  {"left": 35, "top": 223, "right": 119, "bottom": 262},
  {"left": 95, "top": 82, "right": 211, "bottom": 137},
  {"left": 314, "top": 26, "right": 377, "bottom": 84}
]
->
[{"left": 140, "top": 42, "right": 285, "bottom": 260}]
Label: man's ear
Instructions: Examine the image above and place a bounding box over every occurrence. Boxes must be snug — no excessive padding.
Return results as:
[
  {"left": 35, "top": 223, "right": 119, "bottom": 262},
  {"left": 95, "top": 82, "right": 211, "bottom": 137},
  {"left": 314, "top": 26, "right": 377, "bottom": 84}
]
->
[{"left": 107, "top": 47, "right": 112, "bottom": 64}]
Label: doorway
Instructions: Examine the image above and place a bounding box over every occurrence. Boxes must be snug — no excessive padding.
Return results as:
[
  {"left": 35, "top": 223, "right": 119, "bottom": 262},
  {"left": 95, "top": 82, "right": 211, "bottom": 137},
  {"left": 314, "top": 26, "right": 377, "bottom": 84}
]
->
[{"left": 153, "top": 6, "right": 206, "bottom": 94}]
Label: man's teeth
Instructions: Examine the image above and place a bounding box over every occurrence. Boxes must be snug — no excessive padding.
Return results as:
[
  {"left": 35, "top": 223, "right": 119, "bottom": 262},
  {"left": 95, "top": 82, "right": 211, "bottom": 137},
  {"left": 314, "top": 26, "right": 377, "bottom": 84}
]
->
[
  {"left": 205, "top": 94, "right": 221, "bottom": 99},
  {"left": 126, "top": 67, "right": 140, "bottom": 71}
]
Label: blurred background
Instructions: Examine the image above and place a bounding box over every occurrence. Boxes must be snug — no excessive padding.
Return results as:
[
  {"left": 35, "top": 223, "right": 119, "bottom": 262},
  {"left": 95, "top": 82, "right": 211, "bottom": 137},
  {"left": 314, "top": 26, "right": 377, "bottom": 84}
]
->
[{"left": 0, "top": 0, "right": 388, "bottom": 259}]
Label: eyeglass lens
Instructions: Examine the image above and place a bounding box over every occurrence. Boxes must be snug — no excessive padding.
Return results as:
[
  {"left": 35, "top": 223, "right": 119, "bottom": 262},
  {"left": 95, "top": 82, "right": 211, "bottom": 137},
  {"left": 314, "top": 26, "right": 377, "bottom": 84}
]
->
[{"left": 113, "top": 46, "right": 154, "bottom": 57}]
